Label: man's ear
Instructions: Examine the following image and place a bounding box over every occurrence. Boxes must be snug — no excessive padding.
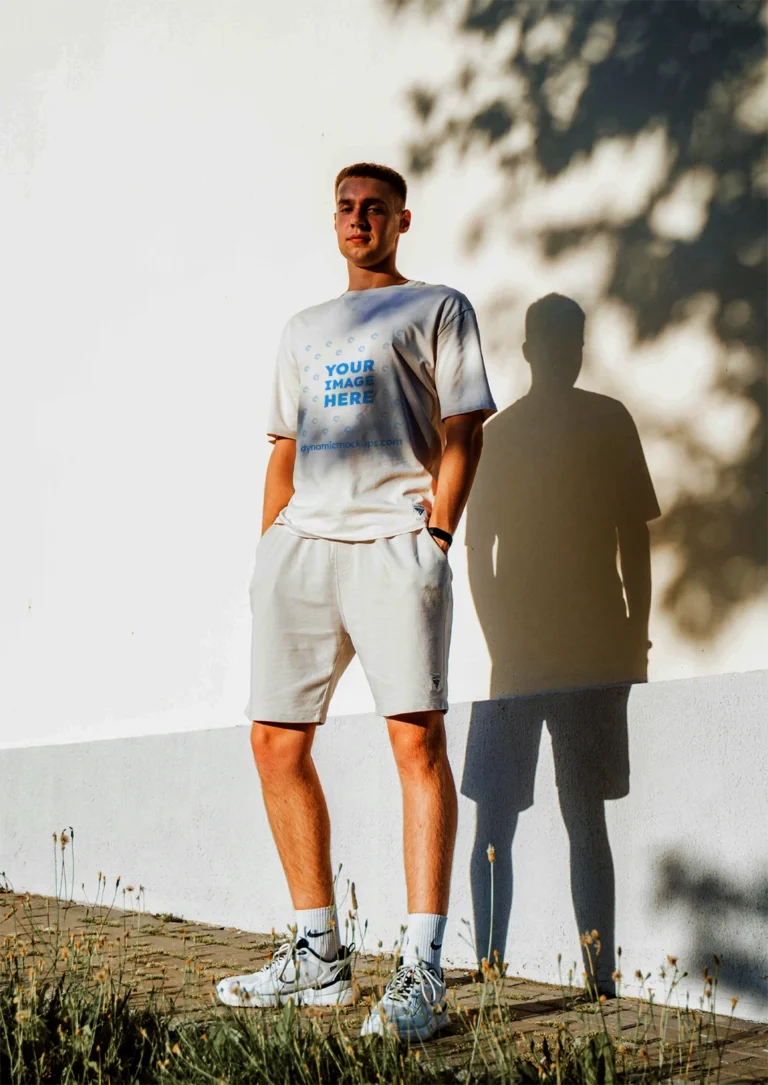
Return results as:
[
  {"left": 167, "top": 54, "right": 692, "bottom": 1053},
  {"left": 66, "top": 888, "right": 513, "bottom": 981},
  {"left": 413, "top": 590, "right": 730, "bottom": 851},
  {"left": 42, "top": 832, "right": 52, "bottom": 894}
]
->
[
  {"left": 522, "top": 340, "right": 532, "bottom": 365},
  {"left": 399, "top": 208, "right": 411, "bottom": 234}
]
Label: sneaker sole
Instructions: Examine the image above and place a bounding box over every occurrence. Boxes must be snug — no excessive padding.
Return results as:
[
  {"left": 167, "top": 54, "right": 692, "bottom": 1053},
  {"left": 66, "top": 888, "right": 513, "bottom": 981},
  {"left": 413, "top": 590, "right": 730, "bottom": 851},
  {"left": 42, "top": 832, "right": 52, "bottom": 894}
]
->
[
  {"left": 299, "top": 981, "right": 355, "bottom": 1007},
  {"left": 360, "top": 1008, "right": 450, "bottom": 1041},
  {"left": 217, "top": 978, "right": 354, "bottom": 1009}
]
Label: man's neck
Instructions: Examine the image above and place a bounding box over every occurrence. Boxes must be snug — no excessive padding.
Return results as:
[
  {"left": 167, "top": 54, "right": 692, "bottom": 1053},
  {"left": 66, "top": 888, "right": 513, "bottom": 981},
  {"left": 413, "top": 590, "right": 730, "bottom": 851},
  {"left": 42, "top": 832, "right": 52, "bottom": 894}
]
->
[{"left": 346, "top": 260, "right": 409, "bottom": 292}]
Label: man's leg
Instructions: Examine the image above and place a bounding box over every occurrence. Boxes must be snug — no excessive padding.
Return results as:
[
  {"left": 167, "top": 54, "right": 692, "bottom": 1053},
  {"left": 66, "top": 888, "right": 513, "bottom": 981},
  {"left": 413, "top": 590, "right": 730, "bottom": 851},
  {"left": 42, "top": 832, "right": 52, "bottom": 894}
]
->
[
  {"left": 215, "top": 720, "right": 353, "bottom": 1006},
  {"left": 387, "top": 710, "right": 458, "bottom": 957},
  {"left": 359, "top": 709, "right": 456, "bottom": 1038},
  {"left": 250, "top": 720, "right": 348, "bottom": 952},
  {"left": 220, "top": 530, "right": 357, "bottom": 1007},
  {"left": 250, "top": 720, "right": 334, "bottom": 910},
  {"left": 216, "top": 719, "right": 353, "bottom": 1008},
  {"left": 347, "top": 531, "right": 455, "bottom": 1038}
]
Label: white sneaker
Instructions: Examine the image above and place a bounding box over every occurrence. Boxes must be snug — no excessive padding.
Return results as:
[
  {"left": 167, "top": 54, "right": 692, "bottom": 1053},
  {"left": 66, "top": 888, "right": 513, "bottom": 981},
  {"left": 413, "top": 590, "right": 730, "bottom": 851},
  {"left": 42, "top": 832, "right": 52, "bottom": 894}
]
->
[
  {"left": 216, "top": 938, "right": 354, "bottom": 1008},
  {"left": 360, "top": 961, "right": 449, "bottom": 1041}
]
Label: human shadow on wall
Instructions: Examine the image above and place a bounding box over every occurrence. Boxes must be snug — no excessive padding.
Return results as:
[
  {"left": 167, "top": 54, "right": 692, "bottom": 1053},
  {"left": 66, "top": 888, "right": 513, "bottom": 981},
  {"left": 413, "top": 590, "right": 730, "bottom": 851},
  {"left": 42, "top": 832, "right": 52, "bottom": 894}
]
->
[
  {"left": 389, "top": 0, "right": 767, "bottom": 647},
  {"left": 461, "top": 294, "right": 661, "bottom": 992}
]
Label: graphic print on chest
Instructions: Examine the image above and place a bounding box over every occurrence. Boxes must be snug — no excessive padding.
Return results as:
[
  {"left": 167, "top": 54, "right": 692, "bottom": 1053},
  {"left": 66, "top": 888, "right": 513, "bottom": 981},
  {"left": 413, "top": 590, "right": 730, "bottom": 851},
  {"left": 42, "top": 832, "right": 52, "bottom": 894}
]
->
[
  {"left": 297, "top": 329, "right": 405, "bottom": 457},
  {"left": 323, "top": 357, "right": 376, "bottom": 409}
]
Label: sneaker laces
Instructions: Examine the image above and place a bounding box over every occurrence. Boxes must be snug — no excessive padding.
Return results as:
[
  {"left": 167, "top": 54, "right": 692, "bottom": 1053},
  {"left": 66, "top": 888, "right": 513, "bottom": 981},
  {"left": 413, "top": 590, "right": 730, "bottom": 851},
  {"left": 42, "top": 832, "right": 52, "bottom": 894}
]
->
[
  {"left": 385, "top": 961, "right": 442, "bottom": 1005},
  {"left": 259, "top": 939, "right": 352, "bottom": 975},
  {"left": 259, "top": 941, "right": 295, "bottom": 975}
]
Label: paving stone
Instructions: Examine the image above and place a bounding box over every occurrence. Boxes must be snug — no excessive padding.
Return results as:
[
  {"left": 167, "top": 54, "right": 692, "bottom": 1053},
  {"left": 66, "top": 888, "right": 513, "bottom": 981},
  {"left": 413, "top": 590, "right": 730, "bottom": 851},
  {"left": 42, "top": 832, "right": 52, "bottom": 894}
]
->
[{"left": 3, "top": 892, "right": 766, "bottom": 1083}]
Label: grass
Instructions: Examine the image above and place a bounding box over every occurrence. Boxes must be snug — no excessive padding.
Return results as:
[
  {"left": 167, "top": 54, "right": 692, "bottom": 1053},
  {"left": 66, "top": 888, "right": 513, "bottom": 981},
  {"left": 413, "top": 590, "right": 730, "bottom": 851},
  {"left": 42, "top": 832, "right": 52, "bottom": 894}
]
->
[
  {"left": 0, "top": 955, "right": 639, "bottom": 1085},
  {"left": 0, "top": 834, "right": 747, "bottom": 1084}
]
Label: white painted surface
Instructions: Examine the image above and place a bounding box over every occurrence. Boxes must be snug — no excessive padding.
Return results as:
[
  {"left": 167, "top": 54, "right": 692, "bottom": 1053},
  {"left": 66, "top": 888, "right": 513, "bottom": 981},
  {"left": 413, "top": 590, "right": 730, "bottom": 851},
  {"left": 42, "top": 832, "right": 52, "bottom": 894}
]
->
[
  {"left": 2, "top": 671, "right": 767, "bottom": 1021},
  {"left": 2, "top": 1, "right": 766, "bottom": 749},
  {"left": 2, "top": 0, "right": 765, "bottom": 1023}
]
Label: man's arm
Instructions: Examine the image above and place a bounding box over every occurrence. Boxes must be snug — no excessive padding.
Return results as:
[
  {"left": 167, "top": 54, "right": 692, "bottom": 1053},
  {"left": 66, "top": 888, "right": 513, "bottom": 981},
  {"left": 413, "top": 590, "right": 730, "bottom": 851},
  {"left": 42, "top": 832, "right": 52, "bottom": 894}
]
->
[
  {"left": 428, "top": 411, "right": 486, "bottom": 551},
  {"left": 617, "top": 517, "right": 652, "bottom": 679},
  {"left": 262, "top": 437, "right": 296, "bottom": 535}
]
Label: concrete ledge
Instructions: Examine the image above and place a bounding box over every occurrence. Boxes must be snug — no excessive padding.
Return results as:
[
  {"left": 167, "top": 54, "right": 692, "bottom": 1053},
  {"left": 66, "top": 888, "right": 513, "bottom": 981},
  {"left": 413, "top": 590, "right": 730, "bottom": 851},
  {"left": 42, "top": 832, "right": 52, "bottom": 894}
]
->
[{"left": 2, "top": 670, "right": 766, "bottom": 1021}]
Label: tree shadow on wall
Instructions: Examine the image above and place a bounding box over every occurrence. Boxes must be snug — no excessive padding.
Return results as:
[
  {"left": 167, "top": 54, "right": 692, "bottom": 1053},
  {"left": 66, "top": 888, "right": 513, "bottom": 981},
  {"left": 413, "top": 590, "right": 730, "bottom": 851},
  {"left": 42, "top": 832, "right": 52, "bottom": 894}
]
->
[
  {"left": 460, "top": 293, "right": 660, "bottom": 991},
  {"left": 656, "top": 853, "right": 768, "bottom": 1007},
  {"left": 387, "top": 0, "right": 767, "bottom": 644}
]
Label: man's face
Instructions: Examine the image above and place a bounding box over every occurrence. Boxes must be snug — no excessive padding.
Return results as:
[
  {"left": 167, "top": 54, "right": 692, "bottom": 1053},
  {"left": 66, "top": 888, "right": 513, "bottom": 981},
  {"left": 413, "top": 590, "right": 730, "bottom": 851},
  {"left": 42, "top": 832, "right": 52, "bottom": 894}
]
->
[{"left": 334, "top": 176, "right": 410, "bottom": 267}]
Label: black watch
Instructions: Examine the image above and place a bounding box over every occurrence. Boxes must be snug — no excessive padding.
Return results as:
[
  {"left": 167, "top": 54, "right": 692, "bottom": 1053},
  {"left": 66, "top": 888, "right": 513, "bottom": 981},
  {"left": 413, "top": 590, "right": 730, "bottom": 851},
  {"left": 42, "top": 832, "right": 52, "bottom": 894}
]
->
[{"left": 427, "top": 526, "right": 453, "bottom": 548}]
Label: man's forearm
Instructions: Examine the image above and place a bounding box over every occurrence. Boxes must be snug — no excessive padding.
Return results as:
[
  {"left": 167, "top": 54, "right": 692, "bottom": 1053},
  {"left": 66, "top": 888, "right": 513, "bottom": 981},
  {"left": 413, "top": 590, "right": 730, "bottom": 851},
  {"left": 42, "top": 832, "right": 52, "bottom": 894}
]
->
[
  {"left": 262, "top": 438, "right": 296, "bottom": 535},
  {"left": 429, "top": 418, "right": 484, "bottom": 538}
]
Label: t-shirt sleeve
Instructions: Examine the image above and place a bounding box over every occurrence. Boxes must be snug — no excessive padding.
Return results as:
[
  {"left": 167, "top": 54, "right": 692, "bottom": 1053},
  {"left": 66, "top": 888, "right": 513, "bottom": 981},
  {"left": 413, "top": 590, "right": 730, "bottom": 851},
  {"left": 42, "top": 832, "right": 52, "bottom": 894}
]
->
[
  {"left": 266, "top": 324, "right": 299, "bottom": 442},
  {"left": 435, "top": 302, "right": 497, "bottom": 422},
  {"left": 614, "top": 405, "right": 661, "bottom": 523}
]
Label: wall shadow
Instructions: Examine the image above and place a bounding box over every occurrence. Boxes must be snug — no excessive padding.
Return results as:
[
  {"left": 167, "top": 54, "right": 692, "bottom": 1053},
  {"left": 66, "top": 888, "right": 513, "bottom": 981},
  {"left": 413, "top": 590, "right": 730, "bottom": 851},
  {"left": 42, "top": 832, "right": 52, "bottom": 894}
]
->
[
  {"left": 461, "top": 293, "right": 660, "bottom": 991},
  {"left": 388, "top": 0, "right": 767, "bottom": 644},
  {"left": 655, "top": 853, "right": 768, "bottom": 1006},
  {"left": 462, "top": 686, "right": 630, "bottom": 992}
]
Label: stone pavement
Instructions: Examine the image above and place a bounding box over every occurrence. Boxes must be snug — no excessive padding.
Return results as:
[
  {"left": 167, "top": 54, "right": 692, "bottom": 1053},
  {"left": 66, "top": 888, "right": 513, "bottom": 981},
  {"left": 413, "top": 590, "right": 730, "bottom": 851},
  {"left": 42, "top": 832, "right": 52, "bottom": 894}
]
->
[{"left": 2, "top": 893, "right": 767, "bottom": 1082}]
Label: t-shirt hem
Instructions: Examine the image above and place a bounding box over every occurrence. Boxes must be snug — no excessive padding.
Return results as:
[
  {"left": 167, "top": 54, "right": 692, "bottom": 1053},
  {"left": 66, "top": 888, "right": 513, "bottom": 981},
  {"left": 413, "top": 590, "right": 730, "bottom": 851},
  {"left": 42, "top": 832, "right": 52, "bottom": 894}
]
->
[
  {"left": 273, "top": 517, "right": 427, "bottom": 543},
  {"left": 440, "top": 402, "right": 497, "bottom": 422}
]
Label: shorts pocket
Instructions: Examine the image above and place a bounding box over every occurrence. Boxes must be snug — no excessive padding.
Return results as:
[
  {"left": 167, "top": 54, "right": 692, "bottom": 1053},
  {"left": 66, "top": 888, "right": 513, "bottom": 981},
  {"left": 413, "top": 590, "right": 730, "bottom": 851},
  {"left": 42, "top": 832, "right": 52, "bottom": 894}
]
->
[
  {"left": 250, "top": 524, "right": 283, "bottom": 587},
  {"left": 257, "top": 523, "right": 277, "bottom": 546},
  {"left": 424, "top": 528, "right": 450, "bottom": 561},
  {"left": 418, "top": 528, "right": 452, "bottom": 582}
]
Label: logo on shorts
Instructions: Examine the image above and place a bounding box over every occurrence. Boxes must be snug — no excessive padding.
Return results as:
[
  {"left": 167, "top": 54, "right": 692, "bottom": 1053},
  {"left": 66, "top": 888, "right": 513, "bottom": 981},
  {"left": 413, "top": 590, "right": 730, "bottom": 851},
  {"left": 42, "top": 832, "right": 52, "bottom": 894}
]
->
[
  {"left": 414, "top": 504, "right": 427, "bottom": 517},
  {"left": 431, "top": 673, "right": 441, "bottom": 690}
]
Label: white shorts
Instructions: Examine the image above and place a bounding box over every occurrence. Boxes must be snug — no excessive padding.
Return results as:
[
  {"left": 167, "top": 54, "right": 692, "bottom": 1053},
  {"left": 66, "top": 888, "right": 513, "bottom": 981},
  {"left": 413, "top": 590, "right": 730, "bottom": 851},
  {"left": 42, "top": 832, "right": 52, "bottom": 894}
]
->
[{"left": 245, "top": 525, "right": 453, "bottom": 723}]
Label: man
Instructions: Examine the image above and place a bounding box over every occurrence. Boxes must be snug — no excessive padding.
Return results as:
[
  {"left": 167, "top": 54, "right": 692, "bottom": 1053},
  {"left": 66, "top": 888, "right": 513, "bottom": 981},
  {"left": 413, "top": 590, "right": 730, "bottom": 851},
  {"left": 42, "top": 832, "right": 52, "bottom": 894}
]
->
[{"left": 216, "top": 163, "right": 496, "bottom": 1040}]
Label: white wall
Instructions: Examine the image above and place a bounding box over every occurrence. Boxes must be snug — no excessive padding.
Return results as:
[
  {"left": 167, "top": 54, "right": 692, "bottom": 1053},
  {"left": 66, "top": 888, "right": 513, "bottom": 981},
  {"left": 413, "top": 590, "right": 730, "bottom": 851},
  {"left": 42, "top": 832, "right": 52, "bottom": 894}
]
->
[
  {"left": 2, "top": 0, "right": 764, "bottom": 1028},
  {"left": 2, "top": 0, "right": 766, "bottom": 749},
  {"left": 2, "top": 671, "right": 767, "bottom": 1021}
]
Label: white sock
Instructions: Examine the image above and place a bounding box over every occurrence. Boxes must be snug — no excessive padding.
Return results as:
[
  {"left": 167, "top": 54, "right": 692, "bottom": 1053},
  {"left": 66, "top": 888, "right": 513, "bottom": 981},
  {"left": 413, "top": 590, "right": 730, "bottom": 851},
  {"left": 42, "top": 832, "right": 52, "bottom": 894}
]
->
[
  {"left": 402, "top": 913, "right": 447, "bottom": 972},
  {"left": 295, "top": 904, "right": 339, "bottom": 960}
]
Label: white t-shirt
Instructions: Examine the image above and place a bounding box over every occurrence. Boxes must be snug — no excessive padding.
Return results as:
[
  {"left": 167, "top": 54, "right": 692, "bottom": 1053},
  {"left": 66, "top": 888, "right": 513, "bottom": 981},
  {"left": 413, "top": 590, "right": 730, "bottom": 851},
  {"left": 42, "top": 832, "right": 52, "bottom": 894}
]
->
[{"left": 267, "top": 280, "right": 497, "bottom": 541}]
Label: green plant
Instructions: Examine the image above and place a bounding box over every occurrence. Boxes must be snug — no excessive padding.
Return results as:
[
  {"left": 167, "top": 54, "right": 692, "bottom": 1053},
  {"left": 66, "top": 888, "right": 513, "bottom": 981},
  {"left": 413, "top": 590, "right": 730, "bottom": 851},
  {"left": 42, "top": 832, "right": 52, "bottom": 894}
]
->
[{"left": 0, "top": 833, "right": 748, "bottom": 1083}]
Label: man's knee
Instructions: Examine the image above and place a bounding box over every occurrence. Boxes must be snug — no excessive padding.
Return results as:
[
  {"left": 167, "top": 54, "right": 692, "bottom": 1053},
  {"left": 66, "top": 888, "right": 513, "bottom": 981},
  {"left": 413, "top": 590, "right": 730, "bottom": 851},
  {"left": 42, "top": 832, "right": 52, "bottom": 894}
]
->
[
  {"left": 250, "top": 721, "right": 314, "bottom": 779},
  {"left": 389, "top": 712, "right": 448, "bottom": 775}
]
